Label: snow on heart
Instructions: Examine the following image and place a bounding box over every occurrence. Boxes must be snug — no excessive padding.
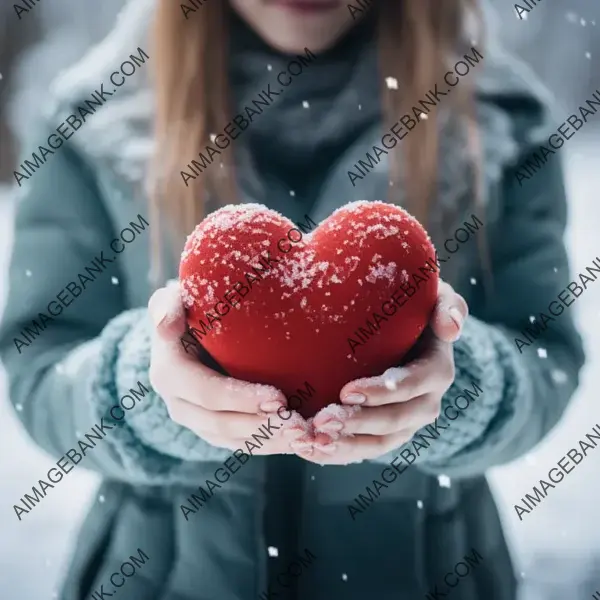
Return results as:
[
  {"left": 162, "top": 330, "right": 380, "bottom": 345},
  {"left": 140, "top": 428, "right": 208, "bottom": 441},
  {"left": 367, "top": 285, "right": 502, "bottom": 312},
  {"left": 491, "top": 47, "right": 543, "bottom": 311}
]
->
[{"left": 179, "top": 200, "right": 439, "bottom": 418}]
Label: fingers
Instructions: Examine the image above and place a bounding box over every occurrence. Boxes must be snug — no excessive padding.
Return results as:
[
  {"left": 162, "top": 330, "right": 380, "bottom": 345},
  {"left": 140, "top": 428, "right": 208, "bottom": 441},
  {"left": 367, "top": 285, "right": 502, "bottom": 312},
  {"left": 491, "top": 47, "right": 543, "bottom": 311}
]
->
[
  {"left": 315, "top": 393, "right": 440, "bottom": 437},
  {"left": 150, "top": 352, "right": 287, "bottom": 414},
  {"left": 149, "top": 284, "right": 288, "bottom": 414},
  {"left": 296, "top": 429, "right": 414, "bottom": 465},
  {"left": 339, "top": 334, "right": 454, "bottom": 407},
  {"left": 149, "top": 281, "right": 187, "bottom": 342},
  {"left": 165, "top": 396, "right": 311, "bottom": 454},
  {"left": 431, "top": 280, "right": 469, "bottom": 342},
  {"left": 192, "top": 431, "right": 308, "bottom": 456},
  {"left": 165, "top": 396, "right": 274, "bottom": 438}
]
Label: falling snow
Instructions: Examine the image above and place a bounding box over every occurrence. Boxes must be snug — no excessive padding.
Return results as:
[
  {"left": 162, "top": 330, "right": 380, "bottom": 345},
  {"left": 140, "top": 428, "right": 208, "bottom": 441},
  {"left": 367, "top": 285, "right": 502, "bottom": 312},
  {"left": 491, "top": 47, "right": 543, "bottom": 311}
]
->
[
  {"left": 342, "top": 573, "right": 348, "bottom": 581},
  {"left": 302, "top": 101, "right": 310, "bottom": 108},
  {"left": 267, "top": 546, "right": 279, "bottom": 557},
  {"left": 111, "top": 276, "right": 119, "bottom": 285},
  {"left": 537, "top": 348, "right": 548, "bottom": 359},
  {"left": 438, "top": 474, "right": 451, "bottom": 488},
  {"left": 417, "top": 500, "right": 424, "bottom": 509},
  {"left": 551, "top": 369, "right": 568, "bottom": 384},
  {"left": 470, "top": 277, "right": 477, "bottom": 285},
  {"left": 385, "top": 77, "right": 398, "bottom": 90},
  {"left": 25, "top": 270, "right": 32, "bottom": 277}
]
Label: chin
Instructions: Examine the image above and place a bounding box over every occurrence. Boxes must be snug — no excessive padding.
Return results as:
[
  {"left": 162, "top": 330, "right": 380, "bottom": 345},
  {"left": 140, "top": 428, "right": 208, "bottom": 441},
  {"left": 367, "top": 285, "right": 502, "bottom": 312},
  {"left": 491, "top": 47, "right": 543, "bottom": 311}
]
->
[{"left": 263, "top": 31, "right": 343, "bottom": 55}]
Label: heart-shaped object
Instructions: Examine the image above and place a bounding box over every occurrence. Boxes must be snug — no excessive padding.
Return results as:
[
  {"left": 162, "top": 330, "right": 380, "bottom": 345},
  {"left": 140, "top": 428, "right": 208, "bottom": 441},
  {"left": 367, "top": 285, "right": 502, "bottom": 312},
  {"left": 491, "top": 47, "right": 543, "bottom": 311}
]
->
[{"left": 179, "top": 201, "right": 439, "bottom": 418}]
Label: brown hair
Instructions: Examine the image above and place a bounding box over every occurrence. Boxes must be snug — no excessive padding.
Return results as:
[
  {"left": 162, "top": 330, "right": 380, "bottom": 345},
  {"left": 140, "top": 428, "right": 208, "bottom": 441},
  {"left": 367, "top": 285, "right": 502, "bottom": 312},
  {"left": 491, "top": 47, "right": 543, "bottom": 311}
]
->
[{"left": 150, "top": 0, "right": 486, "bottom": 285}]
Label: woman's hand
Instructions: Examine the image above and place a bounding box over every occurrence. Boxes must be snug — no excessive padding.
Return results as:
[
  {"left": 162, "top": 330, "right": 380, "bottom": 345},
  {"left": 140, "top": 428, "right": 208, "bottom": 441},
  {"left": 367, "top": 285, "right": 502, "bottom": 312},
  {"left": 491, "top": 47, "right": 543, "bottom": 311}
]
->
[
  {"left": 295, "top": 280, "right": 468, "bottom": 465},
  {"left": 147, "top": 281, "right": 310, "bottom": 454}
]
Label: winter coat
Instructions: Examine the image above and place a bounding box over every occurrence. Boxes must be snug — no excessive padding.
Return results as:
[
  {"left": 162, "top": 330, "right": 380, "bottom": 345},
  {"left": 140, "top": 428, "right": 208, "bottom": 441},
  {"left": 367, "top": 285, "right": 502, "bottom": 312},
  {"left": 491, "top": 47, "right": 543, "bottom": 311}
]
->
[{"left": 0, "top": 1, "right": 585, "bottom": 599}]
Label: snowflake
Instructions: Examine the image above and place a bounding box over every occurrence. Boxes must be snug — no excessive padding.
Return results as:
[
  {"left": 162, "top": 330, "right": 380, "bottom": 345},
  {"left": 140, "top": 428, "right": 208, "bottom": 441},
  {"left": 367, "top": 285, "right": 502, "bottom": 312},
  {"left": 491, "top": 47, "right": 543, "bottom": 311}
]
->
[
  {"left": 438, "top": 474, "right": 451, "bottom": 488},
  {"left": 385, "top": 77, "right": 398, "bottom": 90},
  {"left": 267, "top": 546, "right": 279, "bottom": 557}
]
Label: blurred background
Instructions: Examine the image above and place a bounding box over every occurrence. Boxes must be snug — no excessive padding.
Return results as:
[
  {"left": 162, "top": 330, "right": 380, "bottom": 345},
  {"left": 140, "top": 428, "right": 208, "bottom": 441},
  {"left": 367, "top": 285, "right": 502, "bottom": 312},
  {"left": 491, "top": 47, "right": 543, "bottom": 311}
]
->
[{"left": 0, "top": 1, "right": 599, "bottom": 599}]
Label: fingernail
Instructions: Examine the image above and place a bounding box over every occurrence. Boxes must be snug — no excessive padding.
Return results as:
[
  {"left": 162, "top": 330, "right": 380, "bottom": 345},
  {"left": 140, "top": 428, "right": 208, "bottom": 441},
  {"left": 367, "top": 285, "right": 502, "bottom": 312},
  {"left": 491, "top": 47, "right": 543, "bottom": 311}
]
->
[
  {"left": 342, "top": 393, "right": 366, "bottom": 405},
  {"left": 318, "top": 420, "right": 344, "bottom": 433},
  {"left": 290, "top": 441, "right": 314, "bottom": 452},
  {"left": 314, "top": 443, "right": 337, "bottom": 454},
  {"left": 260, "top": 400, "right": 285, "bottom": 413},
  {"left": 449, "top": 306, "right": 464, "bottom": 329}
]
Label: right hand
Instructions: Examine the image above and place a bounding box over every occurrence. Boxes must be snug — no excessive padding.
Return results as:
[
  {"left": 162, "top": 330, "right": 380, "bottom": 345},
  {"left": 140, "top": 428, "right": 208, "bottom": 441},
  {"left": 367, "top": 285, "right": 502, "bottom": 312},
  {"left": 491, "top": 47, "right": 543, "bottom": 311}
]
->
[{"left": 147, "top": 281, "right": 312, "bottom": 454}]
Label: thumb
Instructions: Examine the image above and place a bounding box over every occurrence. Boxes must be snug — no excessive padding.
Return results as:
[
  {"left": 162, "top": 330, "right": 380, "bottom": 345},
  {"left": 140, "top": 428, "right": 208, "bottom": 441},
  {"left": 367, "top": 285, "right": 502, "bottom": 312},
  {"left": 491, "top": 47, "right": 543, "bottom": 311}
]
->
[
  {"left": 148, "top": 281, "right": 187, "bottom": 341},
  {"left": 430, "top": 281, "right": 468, "bottom": 343}
]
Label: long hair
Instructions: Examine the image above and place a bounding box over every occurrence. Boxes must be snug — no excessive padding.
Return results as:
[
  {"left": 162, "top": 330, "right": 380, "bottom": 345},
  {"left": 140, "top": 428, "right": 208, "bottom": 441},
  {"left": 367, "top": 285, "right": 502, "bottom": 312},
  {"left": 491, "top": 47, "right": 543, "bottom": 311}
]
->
[{"left": 150, "top": 0, "right": 486, "bottom": 282}]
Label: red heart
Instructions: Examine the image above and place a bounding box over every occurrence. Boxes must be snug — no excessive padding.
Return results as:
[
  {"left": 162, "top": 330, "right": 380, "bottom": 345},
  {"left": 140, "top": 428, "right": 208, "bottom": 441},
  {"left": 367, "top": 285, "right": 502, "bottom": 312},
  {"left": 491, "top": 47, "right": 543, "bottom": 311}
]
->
[{"left": 179, "top": 201, "right": 439, "bottom": 418}]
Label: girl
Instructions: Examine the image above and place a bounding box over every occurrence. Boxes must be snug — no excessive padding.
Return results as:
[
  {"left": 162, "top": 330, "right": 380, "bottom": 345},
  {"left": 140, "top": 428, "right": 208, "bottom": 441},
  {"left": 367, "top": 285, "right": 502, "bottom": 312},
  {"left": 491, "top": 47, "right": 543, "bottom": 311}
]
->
[{"left": 0, "top": 0, "right": 584, "bottom": 598}]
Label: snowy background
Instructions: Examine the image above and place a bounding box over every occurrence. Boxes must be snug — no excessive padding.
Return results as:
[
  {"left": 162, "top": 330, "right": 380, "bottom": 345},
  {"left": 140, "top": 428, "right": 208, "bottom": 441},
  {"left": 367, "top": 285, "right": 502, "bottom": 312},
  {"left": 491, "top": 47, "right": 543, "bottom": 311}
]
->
[{"left": 0, "top": 1, "right": 599, "bottom": 599}]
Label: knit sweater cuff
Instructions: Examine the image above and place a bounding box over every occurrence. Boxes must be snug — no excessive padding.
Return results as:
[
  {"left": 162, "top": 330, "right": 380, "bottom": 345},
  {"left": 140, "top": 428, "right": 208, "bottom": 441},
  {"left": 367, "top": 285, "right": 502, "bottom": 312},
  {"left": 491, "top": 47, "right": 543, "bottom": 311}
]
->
[
  {"left": 370, "top": 315, "right": 534, "bottom": 471},
  {"left": 90, "top": 309, "right": 231, "bottom": 479}
]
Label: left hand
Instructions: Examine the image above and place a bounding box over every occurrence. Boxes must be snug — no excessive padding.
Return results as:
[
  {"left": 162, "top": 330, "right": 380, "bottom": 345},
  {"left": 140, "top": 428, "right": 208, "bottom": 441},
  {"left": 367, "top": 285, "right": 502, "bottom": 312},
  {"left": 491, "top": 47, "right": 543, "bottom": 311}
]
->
[{"left": 291, "top": 280, "right": 468, "bottom": 465}]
